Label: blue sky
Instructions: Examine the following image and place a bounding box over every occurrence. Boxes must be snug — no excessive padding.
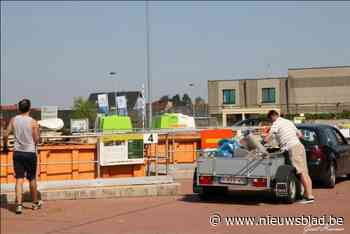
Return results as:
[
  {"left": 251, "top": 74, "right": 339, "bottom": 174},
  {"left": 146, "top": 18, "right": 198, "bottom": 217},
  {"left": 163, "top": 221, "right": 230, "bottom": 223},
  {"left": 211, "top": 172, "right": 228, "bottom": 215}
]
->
[{"left": 1, "top": 1, "right": 350, "bottom": 107}]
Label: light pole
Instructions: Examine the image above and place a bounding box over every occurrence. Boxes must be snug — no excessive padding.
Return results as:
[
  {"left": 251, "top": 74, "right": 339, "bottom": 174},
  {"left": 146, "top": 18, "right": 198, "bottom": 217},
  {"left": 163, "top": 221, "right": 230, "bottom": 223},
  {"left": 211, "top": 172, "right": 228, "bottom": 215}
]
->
[
  {"left": 109, "top": 72, "right": 117, "bottom": 113},
  {"left": 145, "top": 0, "right": 152, "bottom": 129},
  {"left": 189, "top": 83, "right": 196, "bottom": 117}
]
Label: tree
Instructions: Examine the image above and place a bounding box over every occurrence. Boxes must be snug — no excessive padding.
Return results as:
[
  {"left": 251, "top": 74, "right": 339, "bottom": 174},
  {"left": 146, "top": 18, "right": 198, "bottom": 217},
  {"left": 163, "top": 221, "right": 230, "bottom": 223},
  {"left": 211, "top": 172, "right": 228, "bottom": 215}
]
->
[
  {"left": 195, "top": 96, "right": 205, "bottom": 105},
  {"left": 160, "top": 95, "right": 170, "bottom": 102},
  {"left": 182, "top": 94, "right": 192, "bottom": 106},
  {"left": 171, "top": 94, "right": 182, "bottom": 106},
  {"left": 71, "top": 97, "right": 97, "bottom": 124}
]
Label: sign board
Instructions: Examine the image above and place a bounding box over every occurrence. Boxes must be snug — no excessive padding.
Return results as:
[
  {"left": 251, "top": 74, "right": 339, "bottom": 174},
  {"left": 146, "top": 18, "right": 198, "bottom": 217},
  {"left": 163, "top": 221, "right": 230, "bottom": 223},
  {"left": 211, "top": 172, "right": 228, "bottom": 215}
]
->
[
  {"left": 133, "top": 96, "right": 145, "bottom": 110},
  {"left": 340, "top": 128, "right": 350, "bottom": 139},
  {"left": 143, "top": 133, "right": 158, "bottom": 144},
  {"left": 200, "top": 129, "right": 233, "bottom": 149},
  {"left": 97, "top": 94, "right": 109, "bottom": 113},
  {"left": 116, "top": 96, "right": 127, "bottom": 109},
  {"left": 70, "top": 119, "right": 89, "bottom": 133},
  {"left": 116, "top": 96, "right": 128, "bottom": 116},
  {"left": 98, "top": 133, "right": 144, "bottom": 166},
  {"left": 41, "top": 106, "right": 58, "bottom": 120}
]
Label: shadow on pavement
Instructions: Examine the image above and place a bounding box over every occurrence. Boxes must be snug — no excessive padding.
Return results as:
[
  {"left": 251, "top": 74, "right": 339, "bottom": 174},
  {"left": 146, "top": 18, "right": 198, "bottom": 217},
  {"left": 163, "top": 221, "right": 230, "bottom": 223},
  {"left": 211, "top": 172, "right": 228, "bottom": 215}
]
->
[
  {"left": 0, "top": 191, "right": 42, "bottom": 214},
  {"left": 311, "top": 176, "right": 349, "bottom": 189},
  {"left": 179, "top": 190, "right": 279, "bottom": 206}
]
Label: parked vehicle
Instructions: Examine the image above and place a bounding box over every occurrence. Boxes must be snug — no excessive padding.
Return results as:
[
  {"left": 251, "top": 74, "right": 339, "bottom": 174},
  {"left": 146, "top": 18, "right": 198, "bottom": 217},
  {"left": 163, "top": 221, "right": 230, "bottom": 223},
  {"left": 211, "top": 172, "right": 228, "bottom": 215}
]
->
[
  {"left": 193, "top": 134, "right": 304, "bottom": 203},
  {"left": 297, "top": 124, "right": 350, "bottom": 188},
  {"left": 233, "top": 118, "right": 270, "bottom": 127}
]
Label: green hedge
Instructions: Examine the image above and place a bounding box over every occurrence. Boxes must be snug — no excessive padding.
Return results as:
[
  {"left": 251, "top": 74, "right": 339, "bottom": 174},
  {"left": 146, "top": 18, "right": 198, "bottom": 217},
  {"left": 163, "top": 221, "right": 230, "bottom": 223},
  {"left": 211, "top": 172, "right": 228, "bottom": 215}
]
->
[{"left": 258, "top": 112, "right": 350, "bottom": 120}]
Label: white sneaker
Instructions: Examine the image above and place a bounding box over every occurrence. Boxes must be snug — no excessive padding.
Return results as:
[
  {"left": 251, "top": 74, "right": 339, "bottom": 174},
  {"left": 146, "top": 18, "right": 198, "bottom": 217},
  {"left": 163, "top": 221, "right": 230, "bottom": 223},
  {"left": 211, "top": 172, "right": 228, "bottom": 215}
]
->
[
  {"left": 32, "top": 200, "right": 43, "bottom": 210},
  {"left": 15, "top": 205, "right": 23, "bottom": 214}
]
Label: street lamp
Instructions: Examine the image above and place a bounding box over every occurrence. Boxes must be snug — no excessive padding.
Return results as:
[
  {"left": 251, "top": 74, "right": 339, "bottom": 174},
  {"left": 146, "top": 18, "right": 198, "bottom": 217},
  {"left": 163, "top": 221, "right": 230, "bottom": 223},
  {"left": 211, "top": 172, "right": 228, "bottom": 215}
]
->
[
  {"left": 189, "top": 83, "right": 196, "bottom": 117},
  {"left": 109, "top": 72, "right": 117, "bottom": 113}
]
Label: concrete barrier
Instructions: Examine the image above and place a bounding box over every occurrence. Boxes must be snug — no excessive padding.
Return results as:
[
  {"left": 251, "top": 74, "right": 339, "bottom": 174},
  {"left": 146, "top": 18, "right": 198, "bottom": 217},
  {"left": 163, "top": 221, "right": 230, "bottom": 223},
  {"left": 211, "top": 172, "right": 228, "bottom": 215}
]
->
[
  {"left": 148, "top": 163, "right": 196, "bottom": 179},
  {"left": 0, "top": 176, "right": 179, "bottom": 203}
]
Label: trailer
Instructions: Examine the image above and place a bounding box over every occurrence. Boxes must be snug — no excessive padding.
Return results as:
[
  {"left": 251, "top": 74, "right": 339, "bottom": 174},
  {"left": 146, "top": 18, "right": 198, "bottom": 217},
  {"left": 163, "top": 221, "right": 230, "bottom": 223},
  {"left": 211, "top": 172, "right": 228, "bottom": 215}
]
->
[{"left": 193, "top": 135, "right": 305, "bottom": 203}]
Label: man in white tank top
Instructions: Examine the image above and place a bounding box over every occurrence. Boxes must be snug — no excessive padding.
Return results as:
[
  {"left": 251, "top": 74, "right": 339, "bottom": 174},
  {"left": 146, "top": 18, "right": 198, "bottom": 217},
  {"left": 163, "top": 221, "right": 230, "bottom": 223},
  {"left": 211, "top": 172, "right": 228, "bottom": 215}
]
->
[{"left": 3, "top": 99, "right": 42, "bottom": 214}]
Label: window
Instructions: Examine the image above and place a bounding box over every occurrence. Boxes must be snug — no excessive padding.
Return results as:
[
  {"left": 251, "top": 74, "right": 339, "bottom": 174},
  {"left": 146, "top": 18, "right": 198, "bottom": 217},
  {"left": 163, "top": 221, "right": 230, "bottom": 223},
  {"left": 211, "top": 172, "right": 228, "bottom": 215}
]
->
[
  {"left": 332, "top": 128, "right": 346, "bottom": 145},
  {"left": 223, "top": 89, "right": 236, "bottom": 105},
  {"left": 262, "top": 88, "right": 276, "bottom": 103},
  {"left": 299, "top": 128, "right": 318, "bottom": 145},
  {"left": 324, "top": 128, "right": 338, "bottom": 146}
]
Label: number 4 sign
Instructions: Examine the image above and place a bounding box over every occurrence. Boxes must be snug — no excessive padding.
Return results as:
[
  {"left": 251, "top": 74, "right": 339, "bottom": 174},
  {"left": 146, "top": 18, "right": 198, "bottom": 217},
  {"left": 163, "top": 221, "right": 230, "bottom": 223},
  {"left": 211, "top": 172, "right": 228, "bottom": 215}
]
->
[{"left": 144, "top": 133, "right": 158, "bottom": 144}]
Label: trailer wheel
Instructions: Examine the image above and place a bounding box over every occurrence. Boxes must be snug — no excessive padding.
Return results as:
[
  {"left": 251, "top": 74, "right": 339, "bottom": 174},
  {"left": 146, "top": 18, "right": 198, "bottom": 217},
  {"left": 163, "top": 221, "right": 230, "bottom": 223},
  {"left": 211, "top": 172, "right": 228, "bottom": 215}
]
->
[
  {"left": 295, "top": 174, "right": 305, "bottom": 200},
  {"left": 283, "top": 174, "right": 297, "bottom": 203},
  {"left": 274, "top": 165, "right": 298, "bottom": 204},
  {"left": 192, "top": 168, "right": 201, "bottom": 194}
]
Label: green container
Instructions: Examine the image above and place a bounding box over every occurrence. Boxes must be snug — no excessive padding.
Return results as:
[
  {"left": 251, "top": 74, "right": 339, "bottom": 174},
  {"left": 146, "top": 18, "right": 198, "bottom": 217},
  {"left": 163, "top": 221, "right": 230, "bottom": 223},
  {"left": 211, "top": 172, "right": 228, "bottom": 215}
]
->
[
  {"left": 152, "top": 113, "right": 180, "bottom": 129},
  {"left": 100, "top": 115, "right": 132, "bottom": 131}
]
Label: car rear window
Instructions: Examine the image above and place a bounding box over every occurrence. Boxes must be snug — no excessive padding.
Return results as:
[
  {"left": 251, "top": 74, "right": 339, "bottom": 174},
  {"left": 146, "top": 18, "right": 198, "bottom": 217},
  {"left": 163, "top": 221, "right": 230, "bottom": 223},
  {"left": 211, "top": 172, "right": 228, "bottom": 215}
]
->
[{"left": 298, "top": 128, "right": 319, "bottom": 145}]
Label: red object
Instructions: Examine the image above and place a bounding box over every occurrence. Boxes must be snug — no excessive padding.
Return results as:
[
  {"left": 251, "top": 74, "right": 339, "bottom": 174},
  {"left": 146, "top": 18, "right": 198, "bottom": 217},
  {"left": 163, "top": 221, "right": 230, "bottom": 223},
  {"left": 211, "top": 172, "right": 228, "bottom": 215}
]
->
[
  {"left": 0, "top": 104, "right": 17, "bottom": 111},
  {"left": 252, "top": 178, "right": 267, "bottom": 187},
  {"left": 310, "top": 145, "right": 326, "bottom": 161},
  {"left": 262, "top": 126, "right": 271, "bottom": 137},
  {"left": 200, "top": 129, "right": 233, "bottom": 149},
  {"left": 199, "top": 176, "right": 213, "bottom": 185}
]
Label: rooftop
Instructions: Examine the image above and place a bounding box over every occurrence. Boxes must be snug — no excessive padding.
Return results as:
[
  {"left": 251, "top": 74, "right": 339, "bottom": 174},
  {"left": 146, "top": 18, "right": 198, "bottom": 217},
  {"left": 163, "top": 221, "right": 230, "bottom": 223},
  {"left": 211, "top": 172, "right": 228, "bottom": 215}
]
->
[
  {"left": 208, "top": 76, "right": 287, "bottom": 82},
  {"left": 288, "top": 65, "right": 350, "bottom": 70}
]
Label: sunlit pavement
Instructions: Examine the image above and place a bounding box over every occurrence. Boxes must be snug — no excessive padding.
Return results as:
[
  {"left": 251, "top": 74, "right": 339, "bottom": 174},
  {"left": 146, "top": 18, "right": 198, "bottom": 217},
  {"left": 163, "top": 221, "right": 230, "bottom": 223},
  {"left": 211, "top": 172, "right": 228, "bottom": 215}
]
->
[{"left": 1, "top": 178, "right": 349, "bottom": 234}]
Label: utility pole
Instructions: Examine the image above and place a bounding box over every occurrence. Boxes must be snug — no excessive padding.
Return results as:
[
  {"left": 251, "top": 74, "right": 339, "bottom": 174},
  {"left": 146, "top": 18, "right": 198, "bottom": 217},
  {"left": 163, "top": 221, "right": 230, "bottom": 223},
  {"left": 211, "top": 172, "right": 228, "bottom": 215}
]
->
[
  {"left": 142, "top": 84, "right": 146, "bottom": 130},
  {"left": 145, "top": 0, "right": 152, "bottom": 129}
]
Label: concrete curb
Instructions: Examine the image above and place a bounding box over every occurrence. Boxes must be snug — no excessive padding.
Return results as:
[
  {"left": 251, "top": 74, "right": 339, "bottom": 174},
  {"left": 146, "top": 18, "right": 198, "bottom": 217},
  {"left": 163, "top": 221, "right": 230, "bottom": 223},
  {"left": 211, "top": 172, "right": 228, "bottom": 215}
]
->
[
  {"left": 148, "top": 163, "right": 195, "bottom": 179},
  {"left": 0, "top": 177, "right": 180, "bottom": 203}
]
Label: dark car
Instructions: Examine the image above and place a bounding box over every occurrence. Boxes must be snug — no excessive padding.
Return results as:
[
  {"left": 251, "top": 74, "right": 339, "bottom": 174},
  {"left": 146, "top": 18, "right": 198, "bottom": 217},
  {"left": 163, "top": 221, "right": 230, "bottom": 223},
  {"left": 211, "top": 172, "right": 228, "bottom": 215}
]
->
[
  {"left": 296, "top": 124, "right": 350, "bottom": 188},
  {"left": 233, "top": 118, "right": 270, "bottom": 127}
]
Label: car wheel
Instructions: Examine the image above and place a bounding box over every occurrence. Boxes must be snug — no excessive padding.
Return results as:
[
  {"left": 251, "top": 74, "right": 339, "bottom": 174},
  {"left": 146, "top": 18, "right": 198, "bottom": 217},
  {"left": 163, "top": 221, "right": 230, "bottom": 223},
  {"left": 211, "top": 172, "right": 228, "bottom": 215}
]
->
[{"left": 324, "top": 161, "right": 336, "bottom": 188}]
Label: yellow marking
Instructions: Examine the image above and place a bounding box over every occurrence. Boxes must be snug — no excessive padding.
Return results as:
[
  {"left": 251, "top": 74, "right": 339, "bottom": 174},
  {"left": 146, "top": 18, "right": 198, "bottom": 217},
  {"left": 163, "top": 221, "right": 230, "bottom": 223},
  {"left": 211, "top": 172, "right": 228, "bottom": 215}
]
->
[
  {"left": 205, "top": 138, "right": 220, "bottom": 144},
  {"left": 102, "top": 134, "right": 144, "bottom": 142}
]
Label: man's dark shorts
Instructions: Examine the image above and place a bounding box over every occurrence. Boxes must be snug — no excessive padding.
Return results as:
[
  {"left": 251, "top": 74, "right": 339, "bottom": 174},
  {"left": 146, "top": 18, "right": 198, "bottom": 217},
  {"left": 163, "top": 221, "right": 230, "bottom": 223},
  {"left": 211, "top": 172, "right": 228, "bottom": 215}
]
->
[{"left": 13, "top": 151, "right": 37, "bottom": 180}]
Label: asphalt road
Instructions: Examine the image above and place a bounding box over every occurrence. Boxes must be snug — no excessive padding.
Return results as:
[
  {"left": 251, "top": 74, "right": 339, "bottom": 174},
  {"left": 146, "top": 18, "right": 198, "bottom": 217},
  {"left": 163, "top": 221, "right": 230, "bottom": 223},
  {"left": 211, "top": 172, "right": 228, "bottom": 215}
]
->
[{"left": 1, "top": 178, "right": 349, "bottom": 234}]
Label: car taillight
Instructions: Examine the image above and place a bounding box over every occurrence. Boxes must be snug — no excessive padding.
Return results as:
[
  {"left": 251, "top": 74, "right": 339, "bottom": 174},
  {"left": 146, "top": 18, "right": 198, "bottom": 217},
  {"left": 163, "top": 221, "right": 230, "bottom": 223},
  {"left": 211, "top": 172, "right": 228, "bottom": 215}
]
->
[
  {"left": 199, "top": 176, "right": 213, "bottom": 185},
  {"left": 310, "top": 145, "right": 326, "bottom": 160},
  {"left": 252, "top": 178, "right": 267, "bottom": 187}
]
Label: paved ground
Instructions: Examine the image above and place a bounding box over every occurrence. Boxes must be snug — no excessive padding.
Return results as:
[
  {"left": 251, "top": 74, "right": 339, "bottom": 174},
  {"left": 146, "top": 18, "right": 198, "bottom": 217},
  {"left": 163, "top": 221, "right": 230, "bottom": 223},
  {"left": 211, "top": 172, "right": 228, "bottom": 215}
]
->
[{"left": 1, "top": 178, "right": 350, "bottom": 234}]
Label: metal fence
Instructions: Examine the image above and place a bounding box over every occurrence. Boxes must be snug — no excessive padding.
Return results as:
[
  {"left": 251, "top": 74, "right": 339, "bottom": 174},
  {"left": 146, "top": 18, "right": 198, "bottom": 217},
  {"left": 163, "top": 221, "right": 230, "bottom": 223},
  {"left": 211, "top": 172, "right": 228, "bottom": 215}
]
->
[
  {"left": 1, "top": 102, "right": 349, "bottom": 133},
  {"left": 208, "top": 102, "right": 350, "bottom": 115}
]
